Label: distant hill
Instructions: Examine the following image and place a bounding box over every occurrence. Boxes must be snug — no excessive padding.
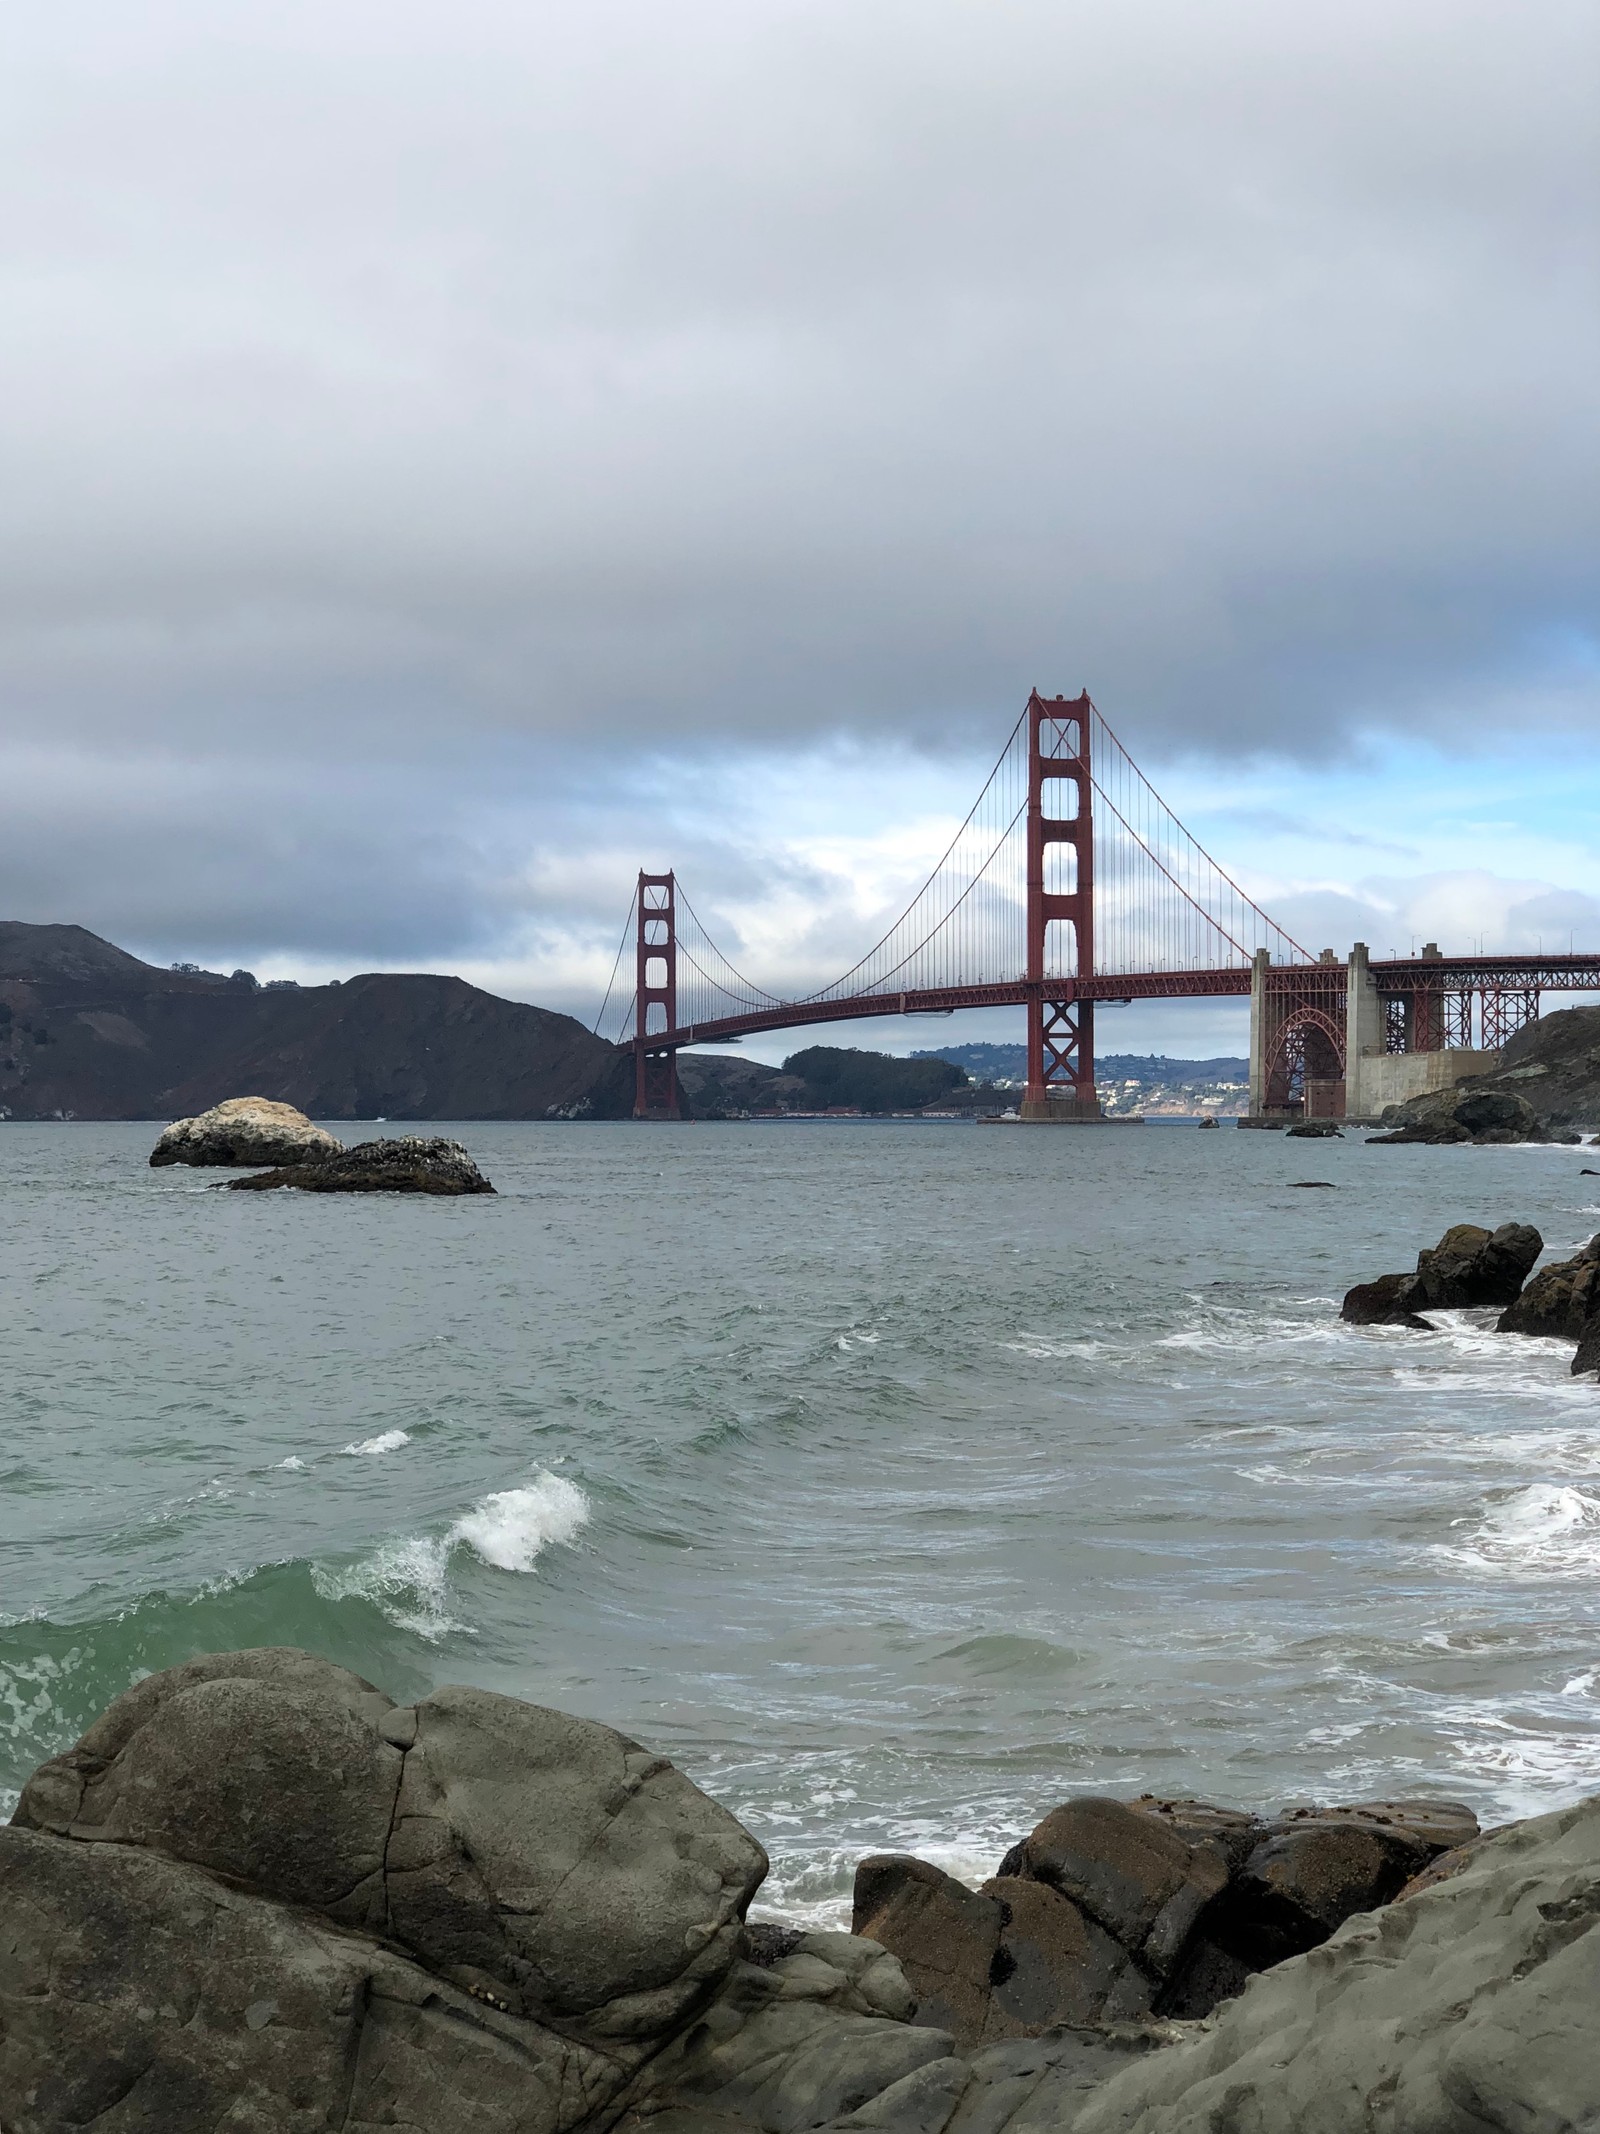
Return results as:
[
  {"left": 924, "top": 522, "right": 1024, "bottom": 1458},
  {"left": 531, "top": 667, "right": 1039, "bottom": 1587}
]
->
[
  {"left": 911, "top": 1043, "right": 1249, "bottom": 1085},
  {"left": 0, "top": 922, "right": 631, "bottom": 1121}
]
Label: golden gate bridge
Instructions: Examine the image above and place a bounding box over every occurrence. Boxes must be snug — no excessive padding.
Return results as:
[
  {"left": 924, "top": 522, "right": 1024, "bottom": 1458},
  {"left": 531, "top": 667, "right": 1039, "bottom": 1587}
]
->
[{"left": 596, "top": 691, "right": 1600, "bottom": 1121}]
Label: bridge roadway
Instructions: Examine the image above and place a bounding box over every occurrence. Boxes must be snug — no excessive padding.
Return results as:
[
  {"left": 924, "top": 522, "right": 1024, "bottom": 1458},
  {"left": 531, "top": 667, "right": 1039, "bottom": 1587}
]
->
[{"left": 652, "top": 953, "right": 1600, "bottom": 1053}]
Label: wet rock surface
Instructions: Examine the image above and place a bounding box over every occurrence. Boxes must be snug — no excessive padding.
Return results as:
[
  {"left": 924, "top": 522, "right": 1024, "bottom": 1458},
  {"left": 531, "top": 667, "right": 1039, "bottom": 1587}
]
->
[
  {"left": 1497, "top": 1232, "right": 1600, "bottom": 1337},
  {"left": 1339, "top": 1221, "right": 1543, "bottom": 1328},
  {"left": 855, "top": 1793, "right": 1476, "bottom": 2045},
  {"left": 1370, "top": 1086, "right": 1545, "bottom": 1144},
  {"left": 4, "top": 1648, "right": 1596, "bottom": 2134},
  {"left": 226, "top": 1133, "right": 496, "bottom": 1193},
  {"left": 149, "top": 1094, "right": 343, "bottom": 1167}
]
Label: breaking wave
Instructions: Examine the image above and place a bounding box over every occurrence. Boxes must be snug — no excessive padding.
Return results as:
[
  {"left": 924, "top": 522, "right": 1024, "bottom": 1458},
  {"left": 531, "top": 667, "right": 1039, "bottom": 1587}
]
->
[{"left": 1434, "top": 1483, "right": 1600, "bottom": 1579}]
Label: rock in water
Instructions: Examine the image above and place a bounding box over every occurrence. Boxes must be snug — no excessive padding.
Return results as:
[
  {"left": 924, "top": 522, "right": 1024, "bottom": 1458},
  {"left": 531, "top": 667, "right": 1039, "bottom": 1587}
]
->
[
  {"left": 1497, "top": 1233, "right": 1600, "bottom": 1337},
  {"left": 1370, "top": 1086, "right": 1544, "bottom": 1144},
  {"left": 1411, "top": 1221, "right": 1542, "bottom": 1307},
  {"left": 226, "top": 1134, "right": 495, "bottom": 1194},
  {"left": 1340, "top": 1221, "right": 1542, "bottom": 1326},
  {"left": 149, "top": 1095, "right": 342, "bottom": 1167}
]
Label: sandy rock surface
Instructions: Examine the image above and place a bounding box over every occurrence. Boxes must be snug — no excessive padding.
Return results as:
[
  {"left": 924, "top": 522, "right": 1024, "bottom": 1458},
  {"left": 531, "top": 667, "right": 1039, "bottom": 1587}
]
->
[{"left": 148, "top": 1094, "right": 342, "bottom": 1167}]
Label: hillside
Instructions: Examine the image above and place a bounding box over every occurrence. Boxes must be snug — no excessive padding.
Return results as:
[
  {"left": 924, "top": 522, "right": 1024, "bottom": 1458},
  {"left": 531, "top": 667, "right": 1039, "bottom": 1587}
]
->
[{"left": 0, "top": 923, "right": 631, "bottom": 1121}]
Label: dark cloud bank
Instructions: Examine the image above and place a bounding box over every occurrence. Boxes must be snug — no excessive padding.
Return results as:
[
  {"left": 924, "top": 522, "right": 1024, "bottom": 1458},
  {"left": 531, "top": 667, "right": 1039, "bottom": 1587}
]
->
[{"left": 0, "top": 0, "right": 1594, "bottom": 988}]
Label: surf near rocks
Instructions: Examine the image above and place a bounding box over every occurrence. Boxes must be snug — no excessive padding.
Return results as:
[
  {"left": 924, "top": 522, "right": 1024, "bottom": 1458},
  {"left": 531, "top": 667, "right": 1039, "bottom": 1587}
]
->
[
  {"left": 4, "top": 1647, "right": 1598, "bottom": 2134},
  {"left": 1340, "top": 1216, "right": 1600, "bottom": 1377}
]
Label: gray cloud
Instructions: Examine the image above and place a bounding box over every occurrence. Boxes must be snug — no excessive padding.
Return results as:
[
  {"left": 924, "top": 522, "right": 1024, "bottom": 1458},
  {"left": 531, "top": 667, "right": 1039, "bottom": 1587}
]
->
[{"left": 0, "top": 1, "right": 1594, "bottom": 977}]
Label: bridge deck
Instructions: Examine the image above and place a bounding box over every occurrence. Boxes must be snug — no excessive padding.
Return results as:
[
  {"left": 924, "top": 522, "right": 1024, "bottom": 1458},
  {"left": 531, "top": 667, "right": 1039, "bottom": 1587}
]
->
[{"left": 648, "top": 955, "right": 1600, "bottom": 1053}]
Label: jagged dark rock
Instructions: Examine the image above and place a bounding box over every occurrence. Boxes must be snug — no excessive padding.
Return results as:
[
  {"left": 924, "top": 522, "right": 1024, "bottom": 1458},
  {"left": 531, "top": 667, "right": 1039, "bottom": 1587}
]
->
[
  {"left": 1285, "top": 1121, "right": 1341, "bottom": 1137},
  {"left": 1340, "top": 1222, "right": 1542, "bottom": 1327},
  {"left": 1340, "top": 1272, "right": 1436, "bottom": 1328},
  {"left": 225, "top": 1135, "right": 495, "bottom": 1194},
  {"left": 1497, "top": 1233, "right": 1600, "bottom": 1338},
  {"left": 1371, "top": 1087, "right": 1545, "bottom": 1145}
]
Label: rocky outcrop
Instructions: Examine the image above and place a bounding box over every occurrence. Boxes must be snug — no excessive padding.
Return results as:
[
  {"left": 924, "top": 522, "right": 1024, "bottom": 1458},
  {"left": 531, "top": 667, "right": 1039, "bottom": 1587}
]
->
[
  {"left": 1069, "top": 1795, "right": 1600, "bottom": 2134},
  {"left": 226, "top": 1134, "right": 495, "bottom": 1194},
  {"left": 1497, "top": 1233, "right": 1600, "bottom": 1338},
  {"left": 6, "top": 1649, "right": 766, "bottom": 2129},
  {"left": 149, "top": 1094, "right": 343, "bottom": 1167},
  {"left": 1370, "top": 1087, "right": 1546, "bottom": 1144},
  {"left": 1339, "top": 1221, "right": 1542, "bottom": 1327},
  {"left": 852, "top": 1793, "right": 1477, "bottom": 2048},
  {"left": 2, "top": 1650, "right": 1596, "bottom": 2134}
]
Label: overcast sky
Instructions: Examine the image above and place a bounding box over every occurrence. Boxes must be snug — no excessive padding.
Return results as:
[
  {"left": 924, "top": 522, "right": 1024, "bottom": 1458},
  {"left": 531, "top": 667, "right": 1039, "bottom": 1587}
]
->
[{"left": 1, "top": 1, "right": 1595, "bottom": 1057}]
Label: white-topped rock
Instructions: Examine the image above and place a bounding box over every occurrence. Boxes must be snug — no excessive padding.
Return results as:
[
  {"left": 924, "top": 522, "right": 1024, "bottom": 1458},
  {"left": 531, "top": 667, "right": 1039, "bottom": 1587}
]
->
[{"left": 149, "top": 1096, "right": 342, "bottom": 1167}]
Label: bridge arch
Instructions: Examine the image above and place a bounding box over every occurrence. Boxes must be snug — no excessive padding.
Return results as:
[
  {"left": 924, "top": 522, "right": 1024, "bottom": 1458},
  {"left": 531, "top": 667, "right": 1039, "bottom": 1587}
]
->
[{"left": 1264, "top": 1003, "right": 1346, "bottom": 1116}]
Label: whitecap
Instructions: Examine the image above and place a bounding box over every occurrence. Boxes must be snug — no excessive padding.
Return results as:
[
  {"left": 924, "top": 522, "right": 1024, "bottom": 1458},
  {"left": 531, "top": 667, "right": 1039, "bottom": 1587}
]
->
[
  {"left": 451, "top": 1472, "right": 589, "bottom": 1573},
  {"left": 274, "top": 1455, "right": 307, "bottom": 1471},
  {"left": 316, "top": 1469, "right": 589, "bottom": 1637},
  {"left": 314, "top": 1535, "right": 458, "bottom": 1639},
  {"left": 1434, "top": 1483, "right": 1600, "bottom": 1579},
  {"left": 341, "top": 1429, "right": 411, "bottom": 1456}
]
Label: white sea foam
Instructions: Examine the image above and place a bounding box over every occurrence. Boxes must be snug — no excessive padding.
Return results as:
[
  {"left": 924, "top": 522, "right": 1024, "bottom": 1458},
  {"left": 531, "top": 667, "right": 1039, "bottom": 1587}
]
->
[
  {"left": 341, "top": 1429, "right": 411, "bottom": 1456},
  {"left": 315, "top": 1470, "right": 589, "bottom": 1637},
  {"left": 1434, "top": 1483, "right": 1600, "bottom": 1579},
  {"left": 314, "top": 1534, "right": 458, "bottom": 1638},
  {"left": 451, "top": 1472, "right": 589, "bottom": 1573},
  {"left": 274, "top": 1455, "right": 307, "bottom": 1470}
]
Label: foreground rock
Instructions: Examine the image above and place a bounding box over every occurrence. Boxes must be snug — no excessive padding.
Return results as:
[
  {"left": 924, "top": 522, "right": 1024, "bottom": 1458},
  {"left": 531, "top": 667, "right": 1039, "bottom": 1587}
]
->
[
  {"left": 1340, "top": 1221, "right": 1542, "bottom": 1328},
  {"left": 149, "top": 1095, "right": 342, "bottom": 1167},
  {"left": 2, "top": 1648, "right": 1596, "bottom": 2134},
  {"left": 227, "top": 1134, "right": 495, "bottom": 1194},
  {"left": 853, "top": 1793, "right": 1476, "bottom": 2047},
  {"left": 6, "top": 1649, "right": 765, "bottom": 2130}
]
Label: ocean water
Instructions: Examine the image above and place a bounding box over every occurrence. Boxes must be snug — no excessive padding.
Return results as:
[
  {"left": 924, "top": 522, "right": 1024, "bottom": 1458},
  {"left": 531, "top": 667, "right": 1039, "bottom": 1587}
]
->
[{"left": 4, "top": 1119, "right": 1600, "bottom": 1922}]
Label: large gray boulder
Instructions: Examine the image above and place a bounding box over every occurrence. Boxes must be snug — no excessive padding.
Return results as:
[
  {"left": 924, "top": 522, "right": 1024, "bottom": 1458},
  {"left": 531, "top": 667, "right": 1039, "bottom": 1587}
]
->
[
  {"left": 0, "top": 1823, "right": 615, "bottom": 2134},
  {"left": 8, "top": 1649, "right": 766, "bottom": 2128},
  {"left": 149, "top": 1095, "right": 342, "bottom": 1167}
]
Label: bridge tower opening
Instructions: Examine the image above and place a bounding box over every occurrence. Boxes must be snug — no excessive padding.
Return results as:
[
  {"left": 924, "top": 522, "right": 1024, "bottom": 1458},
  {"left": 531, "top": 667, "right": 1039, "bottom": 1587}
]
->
[
  {"left": 633, "top": 871, "right": 682, "bottom": 1120},
  {"left": 1022, "top": 690, "right": 1100, "bottom": 1120}
]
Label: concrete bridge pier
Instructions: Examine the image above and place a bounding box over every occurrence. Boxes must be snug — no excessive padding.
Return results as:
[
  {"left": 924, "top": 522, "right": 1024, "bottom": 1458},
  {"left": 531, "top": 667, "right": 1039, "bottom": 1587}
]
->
[{"left": 1249, "top": 941, "right": 1499, "bottom": 1122}]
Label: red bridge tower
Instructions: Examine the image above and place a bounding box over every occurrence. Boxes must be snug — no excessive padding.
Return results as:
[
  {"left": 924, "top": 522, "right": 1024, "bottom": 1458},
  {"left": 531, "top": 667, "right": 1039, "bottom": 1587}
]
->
[
  {"left": 633, "top": 871, "right": 682, "bottom": 1120},
  {"left": 1022, "top": 690, "right": 1099, "bottom": 1119}
]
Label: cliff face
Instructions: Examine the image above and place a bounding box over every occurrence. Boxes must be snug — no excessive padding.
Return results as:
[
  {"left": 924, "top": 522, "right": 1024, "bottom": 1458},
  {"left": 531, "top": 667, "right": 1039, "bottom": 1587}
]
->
[
  {"left": 0, "top": 923, "right": 632, "bottom": 1121},
  {"left": 1474, "top": 1004, "right": 1600, "bottom": 1130}
]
